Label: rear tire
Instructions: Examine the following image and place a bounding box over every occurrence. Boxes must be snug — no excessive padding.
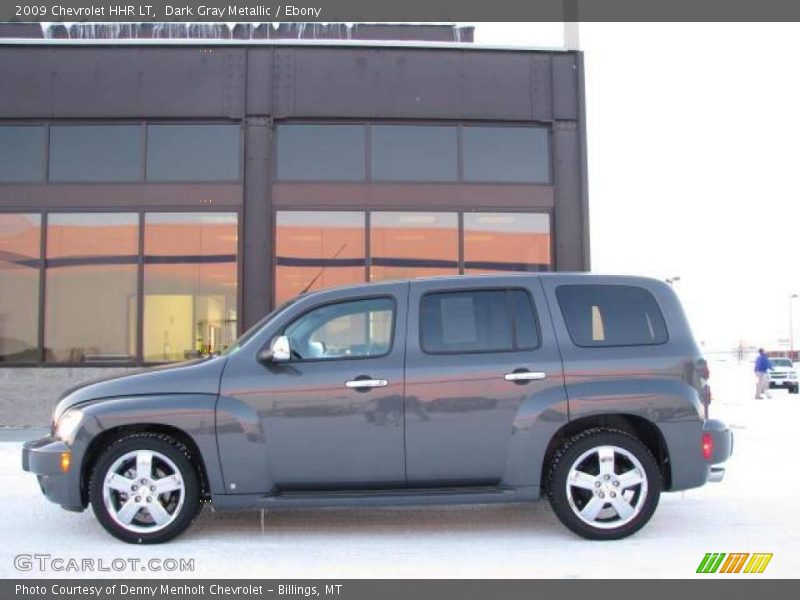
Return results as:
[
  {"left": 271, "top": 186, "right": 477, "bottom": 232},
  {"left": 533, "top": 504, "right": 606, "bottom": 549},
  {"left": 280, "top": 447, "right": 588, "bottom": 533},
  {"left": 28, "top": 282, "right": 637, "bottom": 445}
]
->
[
  {"left": 89, "top": 433, "right": 202, "bottom": 544},
  {"left": 791, "top": 385, "right": 799, "bottom": 394},
  {"left": 547, "top": 428, "right": 662, "bottom": 540}
]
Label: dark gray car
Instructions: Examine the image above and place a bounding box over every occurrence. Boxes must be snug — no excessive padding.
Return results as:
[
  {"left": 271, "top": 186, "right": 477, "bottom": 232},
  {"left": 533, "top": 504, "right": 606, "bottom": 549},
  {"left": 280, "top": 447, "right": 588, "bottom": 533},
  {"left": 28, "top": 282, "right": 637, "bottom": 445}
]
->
[{"left": 22, "top": 274, "right": 732, "bottom": 543}]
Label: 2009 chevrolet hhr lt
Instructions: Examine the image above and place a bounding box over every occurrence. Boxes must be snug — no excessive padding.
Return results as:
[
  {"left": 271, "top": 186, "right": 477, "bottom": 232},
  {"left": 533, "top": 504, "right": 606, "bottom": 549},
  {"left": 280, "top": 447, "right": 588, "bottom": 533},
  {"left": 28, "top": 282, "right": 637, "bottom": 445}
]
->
[{"left": 22, "top": 274, "right": 732, "bottom": 543}]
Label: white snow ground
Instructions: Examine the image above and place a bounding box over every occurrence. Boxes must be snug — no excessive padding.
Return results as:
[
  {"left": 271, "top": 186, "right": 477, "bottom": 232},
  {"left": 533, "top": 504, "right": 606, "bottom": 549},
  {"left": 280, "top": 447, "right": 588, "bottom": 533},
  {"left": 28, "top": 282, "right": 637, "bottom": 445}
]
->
[{"left": 1, "top": 361, "right": 798, "bottom": 579}]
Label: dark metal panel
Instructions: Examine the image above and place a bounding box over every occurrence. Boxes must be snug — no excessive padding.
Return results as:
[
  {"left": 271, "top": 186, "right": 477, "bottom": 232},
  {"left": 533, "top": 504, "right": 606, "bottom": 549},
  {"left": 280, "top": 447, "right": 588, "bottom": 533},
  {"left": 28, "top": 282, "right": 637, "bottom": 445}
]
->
[
  {"left": 576, "top": 52, "right": 591, "bottom": 270},
  {"left": 0, "top": 49, "right": 50, "bottom": 116},
  {"left": 241, "top": 121, "right": 272, "bottom": 328},
  {"left": 458, "top": 52, "right": 537, "bottom": 120},
  {"left": 290, "top": 48, "right": 459, "bottom": 118},
  {"left": 286, "top": 48, "right": 549, "bottom": 120},
  {"left": 245, "top": 48, "right": 273, "bottom": 116},
  {"left": 224, "top": 48, "right": 247, "bottom": 118},
  {"left": 272, "top": 48, "right": 295, "bottom": 118},
  {"left": 0, "top": 47, "right": 246, "bottom": 118},
  {"left": 552, "top": 122, "right": 585, "bottom": 270},
  {"left": 530, "top": 55, "right": 554, "bottom": 121},
  {"left": 0, "top": 183, "right": 242, "bottom": 208},
  {"left": 272, "top": 183, "right": 555, "bottom": 210},
  {"left": 552, "top": 53, "right": 579, "bottom": 121}
]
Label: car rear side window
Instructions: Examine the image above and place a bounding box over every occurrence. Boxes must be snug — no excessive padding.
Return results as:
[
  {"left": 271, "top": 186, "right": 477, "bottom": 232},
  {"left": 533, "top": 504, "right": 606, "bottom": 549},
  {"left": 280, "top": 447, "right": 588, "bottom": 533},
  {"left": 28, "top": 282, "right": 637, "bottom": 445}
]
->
[
  {"left": 556, "top": 284, "right": 668, "bottom": 347},
  {"left": 421, "top": 289, "right": 540, "bottom": 354}
]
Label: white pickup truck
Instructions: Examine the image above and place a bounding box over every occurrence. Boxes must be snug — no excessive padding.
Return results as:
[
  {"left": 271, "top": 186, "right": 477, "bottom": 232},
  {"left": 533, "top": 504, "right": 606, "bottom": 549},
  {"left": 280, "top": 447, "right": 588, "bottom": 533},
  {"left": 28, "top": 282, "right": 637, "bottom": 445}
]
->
[{"left": 769, "top": 357, "right": 799, "bottom": 394}]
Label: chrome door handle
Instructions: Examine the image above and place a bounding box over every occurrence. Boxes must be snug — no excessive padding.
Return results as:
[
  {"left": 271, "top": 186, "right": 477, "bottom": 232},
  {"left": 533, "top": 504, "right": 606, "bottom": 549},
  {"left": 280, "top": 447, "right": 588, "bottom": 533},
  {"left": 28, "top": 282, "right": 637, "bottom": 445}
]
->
[
  {"left": 504, "top": 371, "right": 547, "bottom": 382},
  {"left": 345, "top": 379, "right": 389, "bottom": 389}
]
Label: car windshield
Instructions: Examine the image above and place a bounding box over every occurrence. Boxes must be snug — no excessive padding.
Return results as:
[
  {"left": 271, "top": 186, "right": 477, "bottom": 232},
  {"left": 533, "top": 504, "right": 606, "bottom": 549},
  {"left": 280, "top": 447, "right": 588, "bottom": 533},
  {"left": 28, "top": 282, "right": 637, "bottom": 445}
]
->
[
  {"left": 772, "top": 358, "right": 793, "bottom": 368},
  {"left": 220, "top": 297, "right": 299, "bottom": 356}
]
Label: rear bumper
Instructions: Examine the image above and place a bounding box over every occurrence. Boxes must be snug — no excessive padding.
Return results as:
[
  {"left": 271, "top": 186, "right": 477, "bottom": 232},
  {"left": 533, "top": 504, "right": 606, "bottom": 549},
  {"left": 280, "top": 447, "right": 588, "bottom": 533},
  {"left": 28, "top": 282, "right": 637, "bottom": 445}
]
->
[
  {"left": 22, "top": 436, "right": 85, "bottom": 512},
  {"left": 703, "top": 419, "right": 733, "bottom": 483}
]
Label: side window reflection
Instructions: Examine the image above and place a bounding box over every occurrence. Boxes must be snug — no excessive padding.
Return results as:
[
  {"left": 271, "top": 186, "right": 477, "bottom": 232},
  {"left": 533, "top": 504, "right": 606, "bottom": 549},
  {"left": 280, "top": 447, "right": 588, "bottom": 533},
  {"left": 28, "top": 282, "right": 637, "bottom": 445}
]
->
[{"left": 284, "top": 298, "right": 394, "bottom": 361}]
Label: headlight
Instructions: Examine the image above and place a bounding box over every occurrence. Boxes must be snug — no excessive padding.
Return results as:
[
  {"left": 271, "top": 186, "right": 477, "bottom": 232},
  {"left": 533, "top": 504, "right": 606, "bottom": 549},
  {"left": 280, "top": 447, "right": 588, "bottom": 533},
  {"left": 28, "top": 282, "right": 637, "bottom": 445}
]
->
[{"left": 55, "top": 409, "right": 83, "bottom": 440}]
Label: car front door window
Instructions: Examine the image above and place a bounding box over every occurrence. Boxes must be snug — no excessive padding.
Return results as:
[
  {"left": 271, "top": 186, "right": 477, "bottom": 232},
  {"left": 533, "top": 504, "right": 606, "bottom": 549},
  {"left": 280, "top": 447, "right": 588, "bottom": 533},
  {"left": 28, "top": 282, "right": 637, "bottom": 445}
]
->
[{"left": 284, "top": 297, "right": 394, "bottom": 361}]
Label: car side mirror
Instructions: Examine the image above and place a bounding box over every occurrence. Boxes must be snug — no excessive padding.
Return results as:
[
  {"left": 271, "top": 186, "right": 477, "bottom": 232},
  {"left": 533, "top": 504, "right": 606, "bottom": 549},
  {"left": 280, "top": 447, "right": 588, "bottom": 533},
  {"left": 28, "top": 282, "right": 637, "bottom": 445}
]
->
[{"left": 258, "top": 335, "right": 291, "bottom": 363}]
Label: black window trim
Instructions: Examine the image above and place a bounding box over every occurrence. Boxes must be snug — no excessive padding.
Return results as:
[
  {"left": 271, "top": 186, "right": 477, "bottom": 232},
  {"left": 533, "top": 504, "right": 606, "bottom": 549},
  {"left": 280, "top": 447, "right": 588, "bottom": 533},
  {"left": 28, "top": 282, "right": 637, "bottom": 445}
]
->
[
  {"left": 555, "top": 283, "right": 670, "bottom": 349},
  {"left": 419, "top": 286, "right": 542, "bottom": 356},
  {"left": 274, "top": 293, "right": 398, "bottom": 364}
]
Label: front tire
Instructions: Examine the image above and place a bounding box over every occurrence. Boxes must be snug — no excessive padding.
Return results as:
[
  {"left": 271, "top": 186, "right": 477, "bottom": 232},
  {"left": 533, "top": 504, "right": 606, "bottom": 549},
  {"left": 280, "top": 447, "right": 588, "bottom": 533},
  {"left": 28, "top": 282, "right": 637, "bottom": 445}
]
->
[
  {"left": 791, "top": 385, "right": 799, "bottom": 394},
  {"left": 89, "top": 433, "right": 202, "bottom": 544},
  {"left": 547, "top": 428, "right": 662, "bottom": 540}
]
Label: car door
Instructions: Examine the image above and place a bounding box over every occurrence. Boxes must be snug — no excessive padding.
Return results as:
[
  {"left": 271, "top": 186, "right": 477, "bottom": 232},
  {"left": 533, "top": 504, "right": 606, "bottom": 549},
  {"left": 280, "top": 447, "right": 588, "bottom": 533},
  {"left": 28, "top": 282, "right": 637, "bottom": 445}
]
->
[
  {"left": 404, "top": 277, "right": 566, "bottom": 487},
  {"left": 218, "top": 282, "right": 408, "bottom": 493}
]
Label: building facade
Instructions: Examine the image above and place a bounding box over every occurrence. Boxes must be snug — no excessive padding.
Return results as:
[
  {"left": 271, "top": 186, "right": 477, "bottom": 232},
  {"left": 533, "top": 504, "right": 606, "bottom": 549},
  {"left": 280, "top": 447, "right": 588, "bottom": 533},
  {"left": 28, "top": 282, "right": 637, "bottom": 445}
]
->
[{"left": 0, "top": 36, "right": 589, "bottom": 424}]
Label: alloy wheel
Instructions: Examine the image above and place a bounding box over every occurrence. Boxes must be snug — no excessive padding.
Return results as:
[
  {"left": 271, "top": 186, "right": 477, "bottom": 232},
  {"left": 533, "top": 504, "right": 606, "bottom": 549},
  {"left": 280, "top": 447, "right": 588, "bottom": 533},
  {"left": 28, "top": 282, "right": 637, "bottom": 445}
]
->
[
  {"left": 102, "top": 450, "right": 185, "bottom": 534},
  {"left": 565, "top": 444, "right": 649, "bottom": 529}
]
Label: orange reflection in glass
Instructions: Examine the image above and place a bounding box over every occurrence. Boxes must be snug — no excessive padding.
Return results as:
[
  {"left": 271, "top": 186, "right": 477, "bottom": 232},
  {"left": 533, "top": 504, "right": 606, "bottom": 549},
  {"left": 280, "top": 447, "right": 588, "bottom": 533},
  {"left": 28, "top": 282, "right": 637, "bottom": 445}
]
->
[
  {"left": 0, "top": 213, "right": 41, "bottom": 362},
  {"left": 46, "top": 213, "right": 138, "bottom": 257},
  {"left": 144, "top": 213, "right": 238, "bottom": 362},
  {"left": 275, "top": 211, "right": 366, "bottom": 306},
  {"left": 44, "top": 213, "right": 138, "bottom": 363},
  {"left": 464, "top": 212, "right": 551, "bottom": 274},
  {"left": 370, "top": 212, "right": 458, "bottom": 282}
]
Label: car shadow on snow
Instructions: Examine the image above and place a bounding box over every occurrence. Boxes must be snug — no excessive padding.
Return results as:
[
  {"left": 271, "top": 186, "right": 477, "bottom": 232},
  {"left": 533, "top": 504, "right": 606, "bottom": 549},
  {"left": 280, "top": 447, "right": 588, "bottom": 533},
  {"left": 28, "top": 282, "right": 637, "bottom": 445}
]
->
[{"left": 183, "top": 502, "right": 571, "bottom": 541}]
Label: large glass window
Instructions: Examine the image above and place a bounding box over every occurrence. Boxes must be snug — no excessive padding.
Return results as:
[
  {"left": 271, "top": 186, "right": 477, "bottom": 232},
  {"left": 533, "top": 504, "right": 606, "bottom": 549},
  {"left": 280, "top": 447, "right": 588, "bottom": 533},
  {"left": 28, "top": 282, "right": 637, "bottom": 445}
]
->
[
  {"left": 370, "top": 212, "right": 458, "bottom": 282},
  {"left": 285, "top": 297, "right": 394, "bottom": 361},
  {"left": 143, "top": 213, "right": 238, "bottom": 362},
  {"left": 0, "top": 126, "right": 45, "bottom": 182},
  {"left": 275, "top": 211, "right": 366, "bottom": 306},
  {"left": 462, "top": 126, "right": 549, "bottom": 183},
  {"left": 0, "top": 214, "right": 41, "bottom": 362},
  {"left": 276, "top": 125, "right": 365, "bottom": 181},
  {"left": 45, "top": 213, "right": 138, "bottom": 363},
  {"left": 49, "top": 126, "right": 141, "bottom": 182},
  {"left": 556, "top": 285, "right": 668, "bottom": 348},
  {"left": 371, "top": 126, "right": 457, "bottom": 182},
  {"left": 421, "top": 289, "right": 539, "bottom": 354},
  {"left": 146, "top": 125, "right": 240, "bottom": 182},
  {"left": 464, "top": 212, "right": 551, "bottom": 273}
]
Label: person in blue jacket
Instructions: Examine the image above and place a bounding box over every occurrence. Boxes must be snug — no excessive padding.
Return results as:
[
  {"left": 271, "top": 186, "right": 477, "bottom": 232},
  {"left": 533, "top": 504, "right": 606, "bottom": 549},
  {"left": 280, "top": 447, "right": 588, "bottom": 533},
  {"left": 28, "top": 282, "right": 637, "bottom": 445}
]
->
[{"left": 755, "top": 348, "right": 773, "bottom": 399}]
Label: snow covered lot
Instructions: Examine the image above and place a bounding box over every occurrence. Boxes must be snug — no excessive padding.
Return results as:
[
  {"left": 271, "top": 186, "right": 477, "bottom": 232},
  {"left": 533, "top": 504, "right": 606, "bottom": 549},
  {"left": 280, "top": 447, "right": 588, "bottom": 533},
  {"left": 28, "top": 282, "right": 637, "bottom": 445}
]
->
[{"left": 1, "top": 361, "right": 798, "bottom": 579}]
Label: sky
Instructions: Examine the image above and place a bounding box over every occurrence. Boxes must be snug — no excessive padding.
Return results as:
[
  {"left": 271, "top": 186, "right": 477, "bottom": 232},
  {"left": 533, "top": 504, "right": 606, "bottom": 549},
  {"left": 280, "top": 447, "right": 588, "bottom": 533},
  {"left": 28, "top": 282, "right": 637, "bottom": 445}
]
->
[{"left": 472, "top": 23, "right": 800, "bottom": 351}]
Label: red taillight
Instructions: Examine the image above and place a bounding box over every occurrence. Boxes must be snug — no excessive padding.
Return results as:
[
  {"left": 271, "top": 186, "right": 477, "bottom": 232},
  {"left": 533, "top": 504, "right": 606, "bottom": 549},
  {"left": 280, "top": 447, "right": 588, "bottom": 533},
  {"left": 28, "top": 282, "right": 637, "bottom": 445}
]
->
[{"left": 702, "top": 433, "right": 713, "bottom": 460}]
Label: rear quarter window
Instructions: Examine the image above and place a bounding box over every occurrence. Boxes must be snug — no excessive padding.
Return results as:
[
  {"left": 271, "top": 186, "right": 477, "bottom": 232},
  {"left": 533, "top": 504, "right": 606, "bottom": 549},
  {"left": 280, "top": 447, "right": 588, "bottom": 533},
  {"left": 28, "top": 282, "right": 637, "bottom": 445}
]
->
[{"left": 556, "top": 284, "right": 668, "bottom": 347}]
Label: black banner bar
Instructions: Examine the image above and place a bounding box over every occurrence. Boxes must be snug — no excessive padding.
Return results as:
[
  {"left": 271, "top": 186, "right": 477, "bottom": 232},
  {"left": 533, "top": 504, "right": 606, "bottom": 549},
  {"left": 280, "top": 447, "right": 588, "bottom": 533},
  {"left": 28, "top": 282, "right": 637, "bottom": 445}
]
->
[
  {"left": 4, "top": 0, "right": 800, "bottom": 24},
  {"left": 3, "top": 580, "right": 800, "bottom": 600}
]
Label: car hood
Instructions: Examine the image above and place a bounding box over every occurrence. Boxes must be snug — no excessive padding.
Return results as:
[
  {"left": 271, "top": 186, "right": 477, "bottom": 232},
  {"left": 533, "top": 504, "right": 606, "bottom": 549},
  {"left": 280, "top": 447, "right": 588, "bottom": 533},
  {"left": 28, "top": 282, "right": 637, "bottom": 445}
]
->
[{"left": 52, "top": 356, "right": 228, "bottom": 422}]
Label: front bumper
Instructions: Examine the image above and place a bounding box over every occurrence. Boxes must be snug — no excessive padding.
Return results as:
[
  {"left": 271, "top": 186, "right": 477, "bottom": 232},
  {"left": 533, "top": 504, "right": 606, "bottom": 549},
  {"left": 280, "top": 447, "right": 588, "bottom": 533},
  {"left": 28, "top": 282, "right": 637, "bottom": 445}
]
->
[
  {"left": 769, "top": 378, "right": 797, "bottom": 388},
  {"left": 703, "top": 419, "right": 733, "bottom": 483},
  {"left": 22, "top": 436, "right": 85, "bottom": 512}
]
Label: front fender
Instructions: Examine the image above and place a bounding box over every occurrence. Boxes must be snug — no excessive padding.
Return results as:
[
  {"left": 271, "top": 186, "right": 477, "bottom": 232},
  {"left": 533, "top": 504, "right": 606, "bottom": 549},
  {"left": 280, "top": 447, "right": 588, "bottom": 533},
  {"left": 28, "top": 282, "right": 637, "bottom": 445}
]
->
[{"left": 69, "top": 394, "right": 224, "bottom": 501}]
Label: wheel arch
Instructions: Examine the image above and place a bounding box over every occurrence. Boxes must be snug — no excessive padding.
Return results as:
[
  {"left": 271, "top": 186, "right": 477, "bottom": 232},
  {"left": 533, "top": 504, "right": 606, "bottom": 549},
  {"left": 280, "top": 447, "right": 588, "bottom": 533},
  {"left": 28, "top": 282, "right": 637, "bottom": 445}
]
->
[
  {"left": 540, "top": 413, "right": 672, "bottom": 492},
  {"left": 80, "top": 423, "right": 211, "bottom": 506}
]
